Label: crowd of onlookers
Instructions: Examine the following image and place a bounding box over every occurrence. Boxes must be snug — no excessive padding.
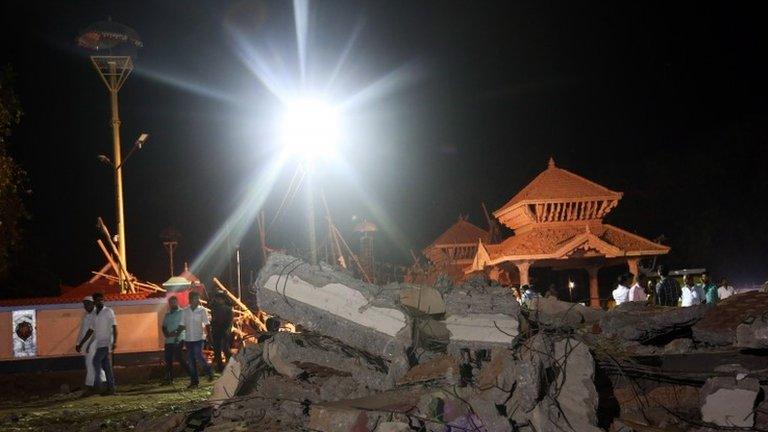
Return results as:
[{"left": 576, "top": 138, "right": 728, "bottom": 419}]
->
[
  {"left": 508, "top": 264, "right": 737, "bottom": 308},
  {"left": 611, "top": 265, "right": 735, "bottom": 307}
]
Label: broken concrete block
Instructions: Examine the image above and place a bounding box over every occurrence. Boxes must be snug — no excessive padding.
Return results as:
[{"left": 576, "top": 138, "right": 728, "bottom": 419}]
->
[
  {"left": 736, "top": 317, "right": 768, "bottom": 349},
  {"left": 470, "top": 394, "right": 512, "bottom": 432},
  {"left": 375, "top": 422, "right": 411, "bottom": 432},
  {"left": 309, "top": 405, "right": 369, "bottom": 432},
  {"left": 444, "top": 313, "right": 519, "bottom": 353},
  {"left": 475, "top": 347, "right": 515, "bottom": 392},
  {"left": 614, "top": 384, "right": 700, "bottom": 428},
  {"left": 662, "top": 338, "right": 694, "bottom": 354},
  {"left": 527, "top": 296, "right": 603, "bottom": 328},
  {"left": 210, "top": 343, "right": 267, "bottom": 404},
  {"left": 700, "top": 376, "right": 759, "bottom": 428},
  {"left": 396, "top": 355, "right": 458, "bottom": 386},
  {"left": 513, "top": 337, "right": 601, "bottom": 432},
  {"left": 210, "top": 353, "right": 243, "bottom": 407},
  {"left": 263, "top": 332, "right": 389, "bottom": 391},
  {"left": 443, "top": 283, "right": 520, "bottom": 316},
  {"left": 602, "top": 303, "right": 705, "bottom": 342},
  {"left": 398, "top": 285, "right": 445, "bottom": 315},
  {"left": 254, "top": 253, "right": 411, "bottom": 361}
]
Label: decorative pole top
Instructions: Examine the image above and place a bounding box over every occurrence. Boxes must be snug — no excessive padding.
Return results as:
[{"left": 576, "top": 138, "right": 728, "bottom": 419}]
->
[{"left": 548, "top": 157, "right": 556, "bottom": 169}]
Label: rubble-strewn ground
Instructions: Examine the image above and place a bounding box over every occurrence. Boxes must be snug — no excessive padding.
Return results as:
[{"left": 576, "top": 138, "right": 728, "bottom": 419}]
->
[
  {"left": 9, "top": 253, "right": 768, "bottom": 431},
  {"left": 0, "top": 379, "right": 212, "bottom": 432}
]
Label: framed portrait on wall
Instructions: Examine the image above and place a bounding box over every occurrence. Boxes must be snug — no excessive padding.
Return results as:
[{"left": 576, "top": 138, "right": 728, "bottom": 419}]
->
[{"left": 12, "top": 310, "right": 37, "bottom": 357}]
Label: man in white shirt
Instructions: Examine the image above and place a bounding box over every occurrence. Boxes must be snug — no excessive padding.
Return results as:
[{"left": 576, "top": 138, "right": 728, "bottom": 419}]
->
[
  {"left": 679, "top": 275, "right": 700, "bottom": 307},
  {"left": 179, "top": 291, "right": 213, "bottom": 388},
  {"left": 78, "top": 296, "right": 105, "bottom": 391},
  {"left": 717, "top": 278, "right": 736, "bottom": 300},
  {"left": 612, "top": 273, "right": 631, "bottom": 306},
  {"left": 76, "top": 292, "right": 117, "bottom": 395}
]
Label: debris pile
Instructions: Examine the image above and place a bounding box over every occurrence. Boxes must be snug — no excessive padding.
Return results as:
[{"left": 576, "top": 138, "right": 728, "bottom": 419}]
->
[{"left": 163, "top": 254, "right": 768, "bottom": 431}]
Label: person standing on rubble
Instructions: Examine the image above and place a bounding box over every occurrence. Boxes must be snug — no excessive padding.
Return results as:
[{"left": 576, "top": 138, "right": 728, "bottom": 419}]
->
[
  {"left": 161, "top": 296, "right": 191, "bottom": 385},
  {"left": 77, "top": 296, "right": 105, "bottom": 394},
  {"left": 179, "top": 291, "right": 214, "bottom": 388},
  {"left": 717, "top": 277, "right": 736, "bottom": 300},
  {"left": 521, "top": 284, "right": 539, "bottom": 304},
  {"left": 679, "top": 274, "right": 700, "bottom": 307},
  {"left": 612, "top": 273, "right": 631, "bottom": 306},
  {"left": 655, "top": 265, "right": 681, "bottom": 306},
  {"left": 210, "top": 291, "right": 234, "bottom": 372},
  {"left": 698, "top": 273, "right": 719, "bottom": 306},
  {"left": 628, "top": 274, "right": 648, "bottom": 302},
  {"left": 76, "top": 292, "right": 117, "bottom": 395}
]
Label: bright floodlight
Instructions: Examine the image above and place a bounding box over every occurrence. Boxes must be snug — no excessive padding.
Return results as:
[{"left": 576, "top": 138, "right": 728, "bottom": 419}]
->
[{"left": 279, "top": 98, "right": 340, "bottom": 158}]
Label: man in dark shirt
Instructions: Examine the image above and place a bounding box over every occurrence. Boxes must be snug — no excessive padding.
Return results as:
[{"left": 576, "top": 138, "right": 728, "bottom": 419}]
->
[
  {"left": 655, "top": 265, "right": 681, "bottom": 306},
  {"left": 210, "top": 291, "right": 234, "bottom": 372}
]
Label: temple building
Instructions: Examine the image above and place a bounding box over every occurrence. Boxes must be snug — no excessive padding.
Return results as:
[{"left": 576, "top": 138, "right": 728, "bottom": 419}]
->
[
  {"left": 408, "top": 216, "right": 490, "bottom": 284},
  {"left": 469, "top": 158, "right": 669, "bottom": 308}
]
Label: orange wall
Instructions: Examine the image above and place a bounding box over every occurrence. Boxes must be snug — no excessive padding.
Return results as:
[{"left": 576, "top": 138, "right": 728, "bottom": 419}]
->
[
  {"left": 0, "top": 312, "right": 11, "bottom": 359},
  {"left": 1, "top": 301, "right": 166, "bottom": 361}
]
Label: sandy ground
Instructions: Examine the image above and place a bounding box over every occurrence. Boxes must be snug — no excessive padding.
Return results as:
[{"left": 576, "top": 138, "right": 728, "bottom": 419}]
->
[{"left": 0, "top": 378, "right": 212, "bottom": 432}]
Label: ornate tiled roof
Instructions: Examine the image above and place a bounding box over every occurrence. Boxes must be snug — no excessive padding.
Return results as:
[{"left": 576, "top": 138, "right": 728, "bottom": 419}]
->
[
  {"left": 478, "top": 223, "right": 668, "bottom": 263},
  {"left": 495, "top": 158, "right": 622, "bottom": 215},
  {"left": 428, "top": 218, "right": 489, "bottom": 247}
]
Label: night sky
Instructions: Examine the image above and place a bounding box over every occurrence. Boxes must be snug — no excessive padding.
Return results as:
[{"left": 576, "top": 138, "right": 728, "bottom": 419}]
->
[{"left": 2, "top": 1, "right": 768, "bottom": 293}]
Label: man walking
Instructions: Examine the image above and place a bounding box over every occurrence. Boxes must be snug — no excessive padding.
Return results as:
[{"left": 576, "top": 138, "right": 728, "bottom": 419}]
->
[
  {"left": 179, "top": 291, "right": 213, "bottom": 388},
  {"left": 161, "top": 296, "right": 190, "bottom": 385},
  {"left": 655, "top": 265, "right": 681, "bottom": 306},
  {"left": 78, "top": 296, "right": 105, "bottom": 392},
  {"left": 210, "top": 292, "right": 234, "bottom": 372},
  {"left": 76, "top": 292, "right": 117, "bottom": 395}
]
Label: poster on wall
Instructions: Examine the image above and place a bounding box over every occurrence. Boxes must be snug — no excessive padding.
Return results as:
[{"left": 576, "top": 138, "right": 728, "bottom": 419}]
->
[{"left": 12, "top": 309, "right": 37, "bottom": 357}]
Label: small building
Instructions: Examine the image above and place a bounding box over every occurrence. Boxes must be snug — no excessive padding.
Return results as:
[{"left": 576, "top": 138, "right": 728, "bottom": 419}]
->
[
  {"left": 0, "top": 273, "right": 166, "bottom": 365},
  {"left": 469, "top": 158, "right": 669, "bottom": 308},
  {"left": 413, "top": 216, "right": 490, "bottom": 284}
]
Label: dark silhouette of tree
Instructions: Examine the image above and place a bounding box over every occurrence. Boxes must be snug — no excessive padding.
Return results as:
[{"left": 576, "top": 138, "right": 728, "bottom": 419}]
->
[{"left": 0, "top": 66, "right": 28, "bottom": 282}]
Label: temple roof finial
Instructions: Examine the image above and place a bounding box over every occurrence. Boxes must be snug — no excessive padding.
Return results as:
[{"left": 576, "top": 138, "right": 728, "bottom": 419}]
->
[{"left": 548, "top": 157, "right": 556, "bottom": 169}]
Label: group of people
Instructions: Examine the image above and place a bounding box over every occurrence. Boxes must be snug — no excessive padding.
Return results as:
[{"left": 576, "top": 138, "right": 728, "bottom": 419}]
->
[
  {"left": 75, "top": 290, "right": 235, "bottom": 395},
  {"left": 612, "top": 265, "right": 736, "bottom": 307}
]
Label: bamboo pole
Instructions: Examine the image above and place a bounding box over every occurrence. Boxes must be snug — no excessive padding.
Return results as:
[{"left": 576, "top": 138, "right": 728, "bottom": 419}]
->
[{"left": 213, "top": 277, "right": 266, "bottom": 331}]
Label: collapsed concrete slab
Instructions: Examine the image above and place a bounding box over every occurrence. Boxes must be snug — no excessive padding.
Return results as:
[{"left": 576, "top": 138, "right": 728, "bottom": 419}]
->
[
  {"left": 693, "top": 291, "right": 768, "bottom": 346},
  {"left": 527, "top": 296, "right": 603, "bottom": 328},
  {"left": 437, "top": 283, "right": 521, "bottom": 353},
  {"left": 443, "top": 282, "right": 520, "bottom": 316},
  {"left": 254, "top": 254, "right": 411, "bottom": 361},
  {"left": 736, "top": 317, "right": 768, "bottom": 349},
  {"left": 210, "top": 344, "right": 268, "bottom": 407},
  {"left": 700, "top": 376, "right": 759, "bottom": 428},
  {"left": 262, "top": 332, "right": 389, "bottom": 391},
  {"left": 601, "top": 303, "right": 706, "bottom": 342},
  {"left": 397, "top": 285, "right": 445, "bottom": 316}
]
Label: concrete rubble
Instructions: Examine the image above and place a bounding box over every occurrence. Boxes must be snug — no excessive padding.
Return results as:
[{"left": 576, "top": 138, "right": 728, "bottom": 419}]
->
[{"left": 156, "top": 254, "right": 768, "bottom": 431}]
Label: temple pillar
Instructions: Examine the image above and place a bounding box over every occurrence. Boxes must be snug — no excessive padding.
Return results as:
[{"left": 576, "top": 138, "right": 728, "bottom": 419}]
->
[
  {"left": 627, "top": 257, "right": 640, "bottom": 279},
  {"left": 587, "top": 266, "right": 601, "bottom": 309},
  {"left": 515, "top": 261, "right": 532, "bottom": 287}
]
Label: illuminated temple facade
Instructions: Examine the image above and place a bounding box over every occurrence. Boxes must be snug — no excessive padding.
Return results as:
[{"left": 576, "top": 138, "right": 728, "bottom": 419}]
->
[{"left": 469, "top": 158, "right": 669, "bottom": 308}]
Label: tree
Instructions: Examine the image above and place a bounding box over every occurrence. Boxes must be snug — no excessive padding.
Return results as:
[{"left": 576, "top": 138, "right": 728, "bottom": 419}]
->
[{"left": 0, "top": 66, "right": 28, "bottom": 281}]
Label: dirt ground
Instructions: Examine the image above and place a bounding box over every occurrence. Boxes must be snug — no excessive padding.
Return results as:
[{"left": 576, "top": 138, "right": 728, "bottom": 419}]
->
[{"left": 0, "top": 374, "right": 213, "bottom": 432}]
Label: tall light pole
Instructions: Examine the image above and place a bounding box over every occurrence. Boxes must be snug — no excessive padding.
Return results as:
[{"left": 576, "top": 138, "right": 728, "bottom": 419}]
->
[
  {"left": 160, "top": 226, "right": 182, "bottom": 278},
  {"left": 278, "top": 98, "right": 341, "bottom": 266},
  {"left": 78, "top": 20, "right": 142, "bottom": 291}
]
